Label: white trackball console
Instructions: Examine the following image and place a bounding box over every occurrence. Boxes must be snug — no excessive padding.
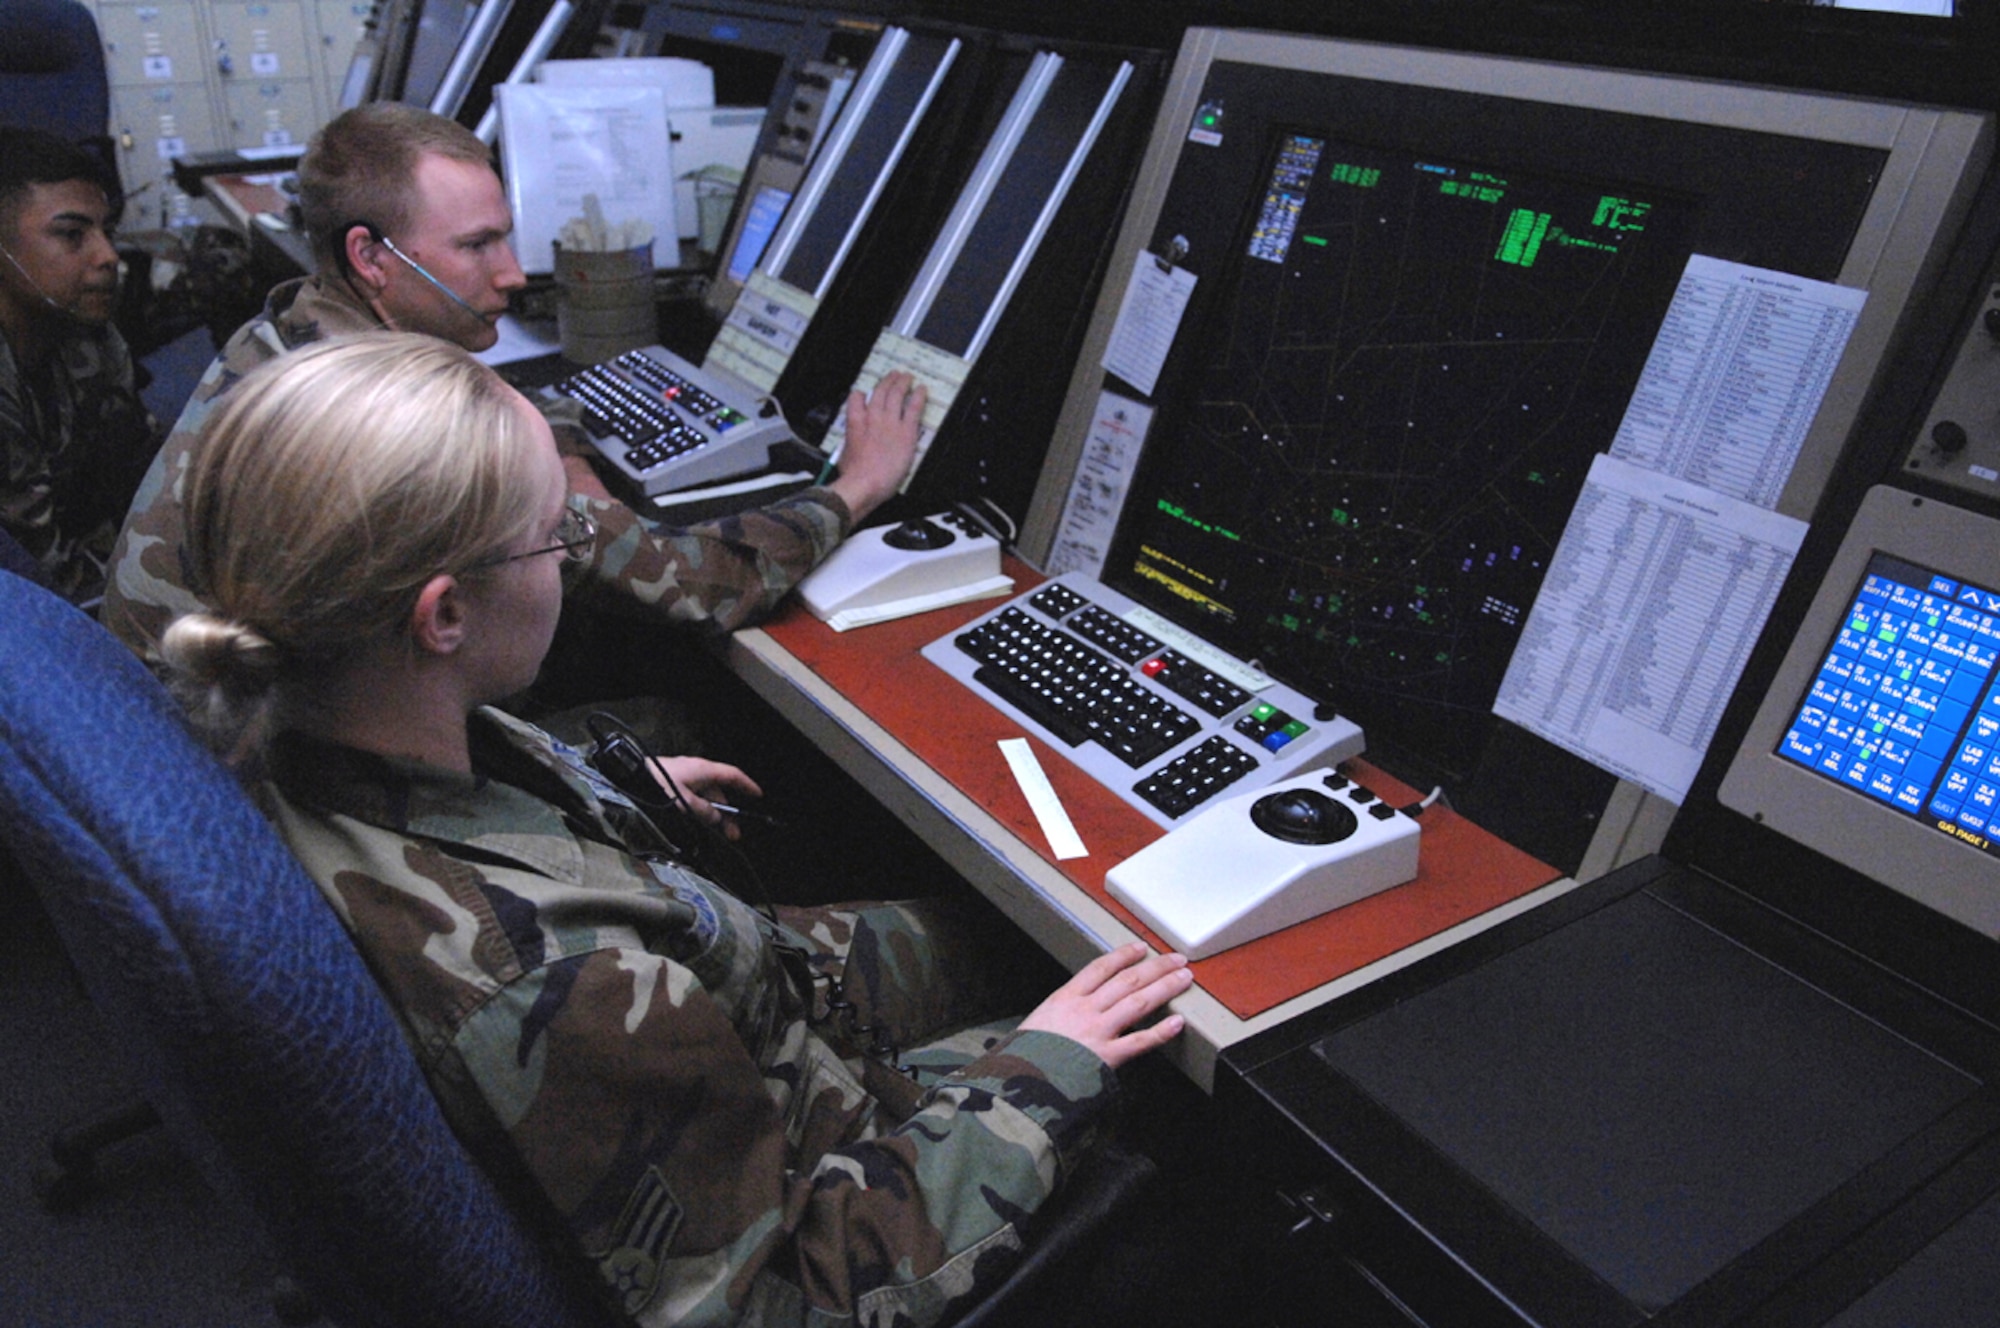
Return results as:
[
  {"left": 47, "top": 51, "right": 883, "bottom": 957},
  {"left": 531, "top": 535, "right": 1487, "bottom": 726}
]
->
[
  {"left": 1106, "top": 770, "right": 1422, "bottom": 960},
  {"left": 798, "top": 510, "right": 1005, "bottom": 621}
]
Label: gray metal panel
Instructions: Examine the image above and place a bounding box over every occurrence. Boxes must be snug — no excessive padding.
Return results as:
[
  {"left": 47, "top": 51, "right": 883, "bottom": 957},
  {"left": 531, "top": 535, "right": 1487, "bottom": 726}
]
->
[{"left": 1718, "top": 484, "right": 2000, "bottom": 937}]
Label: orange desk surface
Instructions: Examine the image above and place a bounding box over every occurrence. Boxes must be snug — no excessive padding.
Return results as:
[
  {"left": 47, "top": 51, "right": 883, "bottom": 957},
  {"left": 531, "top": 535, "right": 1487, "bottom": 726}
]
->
[{"left": 760, "top": 563, "right": 1561, "bottom": 1020}]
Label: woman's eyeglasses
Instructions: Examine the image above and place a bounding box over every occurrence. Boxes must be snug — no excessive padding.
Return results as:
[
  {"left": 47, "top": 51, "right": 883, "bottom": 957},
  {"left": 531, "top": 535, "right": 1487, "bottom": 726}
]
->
[{"left": 472, "top": 507, "right": 597, "bottom": 569}]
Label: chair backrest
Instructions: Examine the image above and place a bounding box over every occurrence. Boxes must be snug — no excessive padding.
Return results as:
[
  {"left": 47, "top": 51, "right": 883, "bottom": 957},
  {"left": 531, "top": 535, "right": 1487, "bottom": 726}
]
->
[
  {"left": 0, "top": 0, "right": 110, "bottom": 150},
  {"left": 0, "top": 571, "right": 616, "bottom": 1328}
]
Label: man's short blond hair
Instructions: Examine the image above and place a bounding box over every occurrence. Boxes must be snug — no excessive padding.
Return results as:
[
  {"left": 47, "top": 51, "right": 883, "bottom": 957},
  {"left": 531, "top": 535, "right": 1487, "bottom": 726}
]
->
[{"left": 297, "top": 103, "right": 494, "bottom": 270}]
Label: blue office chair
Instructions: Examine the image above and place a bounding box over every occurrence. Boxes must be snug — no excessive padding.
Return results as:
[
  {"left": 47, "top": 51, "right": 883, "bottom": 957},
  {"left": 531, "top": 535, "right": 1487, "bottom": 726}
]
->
[
  {"left": 0, "top": 0, "right": 111, "bottom": 155},
  {"left": 0, "top": 569, "right": 620, "bottom": 1328}
]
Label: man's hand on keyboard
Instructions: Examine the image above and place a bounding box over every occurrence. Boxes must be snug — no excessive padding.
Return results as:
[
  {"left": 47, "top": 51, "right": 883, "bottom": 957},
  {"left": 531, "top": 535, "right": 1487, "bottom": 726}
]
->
[{"left": 828, "top": 369, "right": 926, "bottom": 521}]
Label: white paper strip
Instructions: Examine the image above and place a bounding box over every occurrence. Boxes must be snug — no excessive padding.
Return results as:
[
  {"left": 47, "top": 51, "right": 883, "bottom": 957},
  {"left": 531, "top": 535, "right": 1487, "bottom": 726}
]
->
[{"left": 999, "top": 738, "right": 1088, "bottom": 860}]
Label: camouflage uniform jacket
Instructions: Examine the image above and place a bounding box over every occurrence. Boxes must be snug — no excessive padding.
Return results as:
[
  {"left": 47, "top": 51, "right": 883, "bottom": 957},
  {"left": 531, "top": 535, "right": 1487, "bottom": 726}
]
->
[
  {"left": 100, "top": 274, "right": 853, "bottom": 658},
  {"left": 261, "top": 707, "right": 1118, "bottom": 1328},
  {"left": 1, "top": 321, "right": 157, "bottom": 603}
]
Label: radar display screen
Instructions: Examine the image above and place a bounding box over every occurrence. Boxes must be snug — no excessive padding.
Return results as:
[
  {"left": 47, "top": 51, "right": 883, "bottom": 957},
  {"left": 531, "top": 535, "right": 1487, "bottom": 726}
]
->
[{"left": 1109, "top": 129, "right": 1699, "bottom": 777}]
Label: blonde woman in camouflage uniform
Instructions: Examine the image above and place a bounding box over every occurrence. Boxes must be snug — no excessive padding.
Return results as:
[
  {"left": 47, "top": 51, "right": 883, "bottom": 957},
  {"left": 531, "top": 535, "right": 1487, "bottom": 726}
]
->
[{"left": 160, "top": 331, "right": 1192, "bottom": 1328}]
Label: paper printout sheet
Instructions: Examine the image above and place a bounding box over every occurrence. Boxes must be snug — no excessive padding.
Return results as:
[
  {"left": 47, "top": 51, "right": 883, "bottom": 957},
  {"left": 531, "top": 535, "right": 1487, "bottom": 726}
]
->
[
  {"left": 497, "top": 83, "right": 677, "bottom": 276},
  {"left": 1497, "top": 255, "right": 1852, "bottom": 801},
  {"left": 1047, "top": 392, "right": 1152, "bottom": 577},
  {"left": 1496, "top": 456, "right": 1807, "bottom": 803},
  {"left": 1103, "top": 253, "right": 1196, "bottom": 398},
  {"left": 1609, "top": 254, "right": 1865, "bottom": 508}
]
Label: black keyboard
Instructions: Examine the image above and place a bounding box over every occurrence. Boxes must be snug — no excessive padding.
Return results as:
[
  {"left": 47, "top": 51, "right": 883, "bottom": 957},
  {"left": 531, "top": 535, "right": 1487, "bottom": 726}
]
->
[
  {"left": 955, "top": 602, "right": 1203, "bottom": 768},
  {"left": 924, "top": 573, "right": 1367, "bottom": 827},
  {"left": 558, "top": 367, "right": 710, "bottom": 466},
  {"left": 543, "top": 346, "right": 794, "bottom": 497}
]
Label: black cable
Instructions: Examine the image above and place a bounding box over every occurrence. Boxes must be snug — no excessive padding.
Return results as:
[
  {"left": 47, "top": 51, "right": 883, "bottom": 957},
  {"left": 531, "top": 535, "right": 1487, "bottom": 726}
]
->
[
  {"left": 579, "top": 719, "right": 901, "bottom": 1057},
  {"left": 582, "top": 710, "right": 777, "bottom": 920},
  {"left": 1397, "top": 785, "right": 1448, "bottom": 818},
  {"left": 581, "top": 710, "right": 912, "bottom": 1075}
]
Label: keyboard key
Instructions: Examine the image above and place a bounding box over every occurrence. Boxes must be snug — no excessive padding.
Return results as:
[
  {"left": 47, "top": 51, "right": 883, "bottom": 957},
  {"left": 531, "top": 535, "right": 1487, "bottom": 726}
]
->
[
  {"left": 955, "top": 608, "right": 1200, "bottom": 769},
  {"left": 1029, "top": 582, "right": 1087, "bottom": 619},
  {"left": 1147, "top": 649, "right": 1251, "bottom": 717},
  {"left": 1067, "top": 605, "right": 1163, "bottom": 663},
  {"left": 1135, "top": 736, "right": 1260, "bottom": 818}
]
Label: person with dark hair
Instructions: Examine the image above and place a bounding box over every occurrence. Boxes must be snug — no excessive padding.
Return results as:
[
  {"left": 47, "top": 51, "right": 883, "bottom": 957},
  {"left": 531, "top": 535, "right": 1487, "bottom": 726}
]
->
[
  {"left": 101, "top": 102, "right": 922, "bottom": 662},
  {"left": 0, "top": 126, "right": 157, "bottom": 602}
]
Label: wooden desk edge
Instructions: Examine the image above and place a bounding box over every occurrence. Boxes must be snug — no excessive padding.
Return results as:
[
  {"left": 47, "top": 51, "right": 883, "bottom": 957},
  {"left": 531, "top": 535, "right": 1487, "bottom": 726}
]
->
[
  {"left": 724, "top": 625, "right": 1582, "bottom": 1092},
  {"left": 201, "top": 174, "right": 259, "bottom": 229}
]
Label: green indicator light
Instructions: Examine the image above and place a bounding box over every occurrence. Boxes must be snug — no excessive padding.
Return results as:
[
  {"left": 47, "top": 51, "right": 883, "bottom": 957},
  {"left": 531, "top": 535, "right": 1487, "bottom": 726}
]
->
[{"left": 1301, "top": 235, "right": 1328, "bottom": 246}]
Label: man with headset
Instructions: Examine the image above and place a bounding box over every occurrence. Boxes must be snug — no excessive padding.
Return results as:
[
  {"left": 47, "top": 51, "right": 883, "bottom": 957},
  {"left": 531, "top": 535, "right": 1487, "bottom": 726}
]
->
[
  {"left": 1, "top": 127, "right": 158, "bottom": 604},
  {"left": 102, "top": 102, "right": 922, "bottom": 658}
]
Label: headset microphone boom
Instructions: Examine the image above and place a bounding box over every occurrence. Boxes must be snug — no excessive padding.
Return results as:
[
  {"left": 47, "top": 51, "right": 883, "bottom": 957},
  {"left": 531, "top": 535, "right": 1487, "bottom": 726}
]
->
[
  {"left": 0, "top": 240, "right": 76, "bottom": 313},
  {"left": 375, "top": 231, "right": 492, "bottom": 326}
]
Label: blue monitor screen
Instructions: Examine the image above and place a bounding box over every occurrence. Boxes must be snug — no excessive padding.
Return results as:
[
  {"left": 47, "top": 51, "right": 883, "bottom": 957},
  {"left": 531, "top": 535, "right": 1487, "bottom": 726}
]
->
[
  {"left": 727, "top": 185, "right": 793, "bottom": 283},
  {"left": 1777, "top": 552, "right": 2000, "bottom": 858}
]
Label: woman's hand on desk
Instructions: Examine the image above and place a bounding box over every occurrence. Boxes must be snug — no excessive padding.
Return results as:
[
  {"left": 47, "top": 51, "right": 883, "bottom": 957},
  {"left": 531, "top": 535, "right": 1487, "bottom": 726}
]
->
[
  {"left": 828, "top": 370, "right": 926, "bottom": 522},
  {"left": 1019, "top": 942, "right": 1192, "bottom": 1069},
  {"left": 651, "top": 756, "right": 764, "bottom": 840}
]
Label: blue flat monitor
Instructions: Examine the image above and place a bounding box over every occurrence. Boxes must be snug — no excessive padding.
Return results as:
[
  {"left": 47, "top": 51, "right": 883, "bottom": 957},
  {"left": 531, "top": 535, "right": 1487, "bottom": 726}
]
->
[
  {"left": 725, "top": 183, "right": 792, "bottom": 283},
  {"left": 1723, "top": 485, "right": 2000, "bottom": 936}
]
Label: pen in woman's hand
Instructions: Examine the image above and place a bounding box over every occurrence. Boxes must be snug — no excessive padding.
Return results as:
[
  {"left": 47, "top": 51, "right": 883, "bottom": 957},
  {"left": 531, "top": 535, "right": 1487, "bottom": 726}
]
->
[{"left": 709, "top": 802, "right": 784, "bottom": 828}]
